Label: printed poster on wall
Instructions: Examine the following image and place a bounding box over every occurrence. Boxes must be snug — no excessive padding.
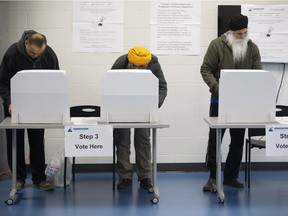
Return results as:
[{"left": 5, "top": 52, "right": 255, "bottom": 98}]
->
[
  {"left": 72, "top": 0, "right": 124, "bottom": 53},
  {"left": 242, "top": 5, "right": 288, "bottom": 63},
  {"left": 150, "top": 0, "right": 201, "bottom": 55}
]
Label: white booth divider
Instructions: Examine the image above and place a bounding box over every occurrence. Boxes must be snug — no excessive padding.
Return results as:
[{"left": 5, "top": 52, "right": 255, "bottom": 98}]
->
[
  {"left": 11, "top": 70, "right": 70, "bottom": 124},
  {"left": 218, "top": 69, "right": 277, "bottom": 123},
  {"left": 100, "top": 69, "right": 158, "bottom": 123}
]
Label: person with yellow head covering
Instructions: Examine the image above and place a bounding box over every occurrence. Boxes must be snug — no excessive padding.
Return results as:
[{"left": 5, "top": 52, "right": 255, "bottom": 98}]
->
[
  {"left": 127, "top": 46, "right": 152, "bottom": 67},
  {"left": 111, "top": 46, "right": 167, "bottom": 192}
]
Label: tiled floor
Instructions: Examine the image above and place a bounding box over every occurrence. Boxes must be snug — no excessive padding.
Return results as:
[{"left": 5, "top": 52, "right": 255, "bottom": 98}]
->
[{"left": 1, "top": 171, "right": 288, "bottom": 216}]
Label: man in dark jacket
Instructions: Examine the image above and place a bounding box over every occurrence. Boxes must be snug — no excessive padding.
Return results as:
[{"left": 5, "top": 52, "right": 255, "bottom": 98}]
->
[
  {"left": 0, "top": 30, "right": 59, "bottom": 191},
  {"left": 200, "top": 14, "right": 262, "bottom": 191},
  {"left": 111, "top": 46, "right": 167, "bottom": 192}
]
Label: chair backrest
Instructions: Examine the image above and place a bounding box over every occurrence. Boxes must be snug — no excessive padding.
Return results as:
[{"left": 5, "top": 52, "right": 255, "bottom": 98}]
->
[
  {"left": 248, "top": 128, "right": 265, "bottom": 137},
  {"left": 276, "top": 105, "right": 288, "bottom": 117},
  {"left": 70, "top": 105, "right": 100, "bottom": 118}
]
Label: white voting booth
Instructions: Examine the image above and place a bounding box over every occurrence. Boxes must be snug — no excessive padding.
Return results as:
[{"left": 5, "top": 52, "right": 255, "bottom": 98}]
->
[
  {"left": 218, "top": 69, "right": 277, "bottom": 123},
  {"left": 100, "top": 69, "right": 159, "bottom": 123},
  {"left": 11, "top": 70, "right": 70, "bottom": 124}
]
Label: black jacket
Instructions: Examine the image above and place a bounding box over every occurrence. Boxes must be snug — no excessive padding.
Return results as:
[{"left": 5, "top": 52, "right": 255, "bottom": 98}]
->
[{"left": 0, "top": 30, "right": 59, "bottom": 106}]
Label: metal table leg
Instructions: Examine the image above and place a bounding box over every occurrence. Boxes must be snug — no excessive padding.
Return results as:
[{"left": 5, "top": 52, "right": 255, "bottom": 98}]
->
[
  {"left": 216, "top": 128, "right": 225, "bottom": 204},
  {"left": 5, "top": 129, "right": 18, "bottom": 205},
  {"left": 150, "top": 128, "right": 159, "bottom": 204}
]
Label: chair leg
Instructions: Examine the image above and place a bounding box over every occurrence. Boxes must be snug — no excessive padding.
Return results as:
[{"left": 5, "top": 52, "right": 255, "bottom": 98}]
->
[
  {"left": 72, "top": 157, "right": 75, "bottom": 182},
  {"left": 245, "top": 139, "right": 248, "bottom": 182},
  {"left": 64, "top": 157, "right": 67, "bottom": 188},
  {"left": 113, "top": 143, "right": 116, "bottom": 190}
]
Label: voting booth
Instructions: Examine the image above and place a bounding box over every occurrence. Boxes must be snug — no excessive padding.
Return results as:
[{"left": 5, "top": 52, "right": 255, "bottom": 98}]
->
[
  {"left": 11, "top": 70, "right": 70, "bottom": 124},
  {"left": 218, "top": 69, "right": 277, "bottom": 123},
  {"left": 100, "top": 69, "right": 158, "bottom": 123}
]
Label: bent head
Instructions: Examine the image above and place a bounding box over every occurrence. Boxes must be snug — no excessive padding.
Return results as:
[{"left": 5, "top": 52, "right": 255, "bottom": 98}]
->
[
  {"left": 127, "top": 46, "right": 151, "bottom": 69},
  {"left": 25, "top": 33, "right": 47, "bottom": 59},
  {"left": 232, "top": 28, "right": 248, "bottom": 40}
]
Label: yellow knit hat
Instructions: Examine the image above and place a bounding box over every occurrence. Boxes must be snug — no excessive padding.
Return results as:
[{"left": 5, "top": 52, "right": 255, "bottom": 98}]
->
[{"left": 128, "top": 46, "right": 152, "bottom": 65}]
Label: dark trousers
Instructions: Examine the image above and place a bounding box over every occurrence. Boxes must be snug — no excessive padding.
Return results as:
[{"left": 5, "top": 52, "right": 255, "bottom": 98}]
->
[
  {"left": 114, "top": 128, "right": 152, "bottom": 181},
  {"left": 206, "top": 102, "right": 245, "bottom": 179},
  {"left": 4, "top": 105, "right": 46, "bottom": 184}
]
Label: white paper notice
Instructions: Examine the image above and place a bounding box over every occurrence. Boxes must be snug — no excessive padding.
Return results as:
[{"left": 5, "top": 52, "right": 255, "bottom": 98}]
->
[
  {"left": 242, "top": 5, "right": 288, "bottom": 63},
  {"left": 276, "top": 117, "right": 288, "bottom": 125},
  {"left": 150, "top": 1, "right": 201, "bottom": 55},
  {"left": 266, "top": 125, "right": 288, "bottom": 156},
  {"left": 71, "top": 117, "right": 100, "bottom": 125},
  {"left": 72, "top": 0, "right": 124, "bottom": 52},
  {"left": 65, "top": 125, "right": 113, "bottom": 157}
]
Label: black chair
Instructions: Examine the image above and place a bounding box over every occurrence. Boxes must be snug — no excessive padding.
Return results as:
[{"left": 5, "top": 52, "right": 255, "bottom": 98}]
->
[
  {"left": 64, "top": 105, "right": 100, "bottom": 188},
  {"left": 245, "top": 105, "right": 288, "bottom": 188}
]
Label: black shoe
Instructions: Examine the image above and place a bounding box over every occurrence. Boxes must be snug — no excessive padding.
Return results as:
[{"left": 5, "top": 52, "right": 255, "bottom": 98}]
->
[
  {"left": 223, "top": 178, "right": 244, "bottom": 188},
  {"left": 203, "top": 178, "right": 216, "bottom": 192},
  {"left": 117, "top": 179, "right": 132, "bottom": 189},
  {"left": 140, "top": 178, "right": 154, "bottom": 193}
]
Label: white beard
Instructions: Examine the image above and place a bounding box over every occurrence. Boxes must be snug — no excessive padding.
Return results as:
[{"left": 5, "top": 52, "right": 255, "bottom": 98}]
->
[{"left": 227, "top": 32, "right": 249, "bottom": 63}]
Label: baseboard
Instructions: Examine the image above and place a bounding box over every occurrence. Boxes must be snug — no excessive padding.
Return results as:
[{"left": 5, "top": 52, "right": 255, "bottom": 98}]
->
[
  {"left": 72, "top": 163, "right": 206, "bottom": 172},
  {"left": 18, "top": 162, "right": 288, "bottom": 174},
  {"left": 68, "top": 162, "right": 288, "bottom": 173},
  {"left": 246, "top": 162, "right": 288, "bottom": 171}
]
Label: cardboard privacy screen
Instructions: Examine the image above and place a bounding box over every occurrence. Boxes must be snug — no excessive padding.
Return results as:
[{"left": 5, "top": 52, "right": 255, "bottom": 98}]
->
[
  {"left": 100, "top": 69, "right": 158, "bottom": 123},
  {"left": 218, "top": 69, "right": 277, "bottom": 123},
  {"left": 11, "top": 70, "right": 70, "bottom": 124}
]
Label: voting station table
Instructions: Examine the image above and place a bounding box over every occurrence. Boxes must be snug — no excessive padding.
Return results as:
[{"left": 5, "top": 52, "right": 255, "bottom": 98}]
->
[
  {"left": 203, "top": 117, "right": 282, "bottom": 204},
  {"left": 106, "top": 121, "right": 169, "bottom": 204},
  {"left": 0, "top": 117, "right": 169, "bottom": 205}
]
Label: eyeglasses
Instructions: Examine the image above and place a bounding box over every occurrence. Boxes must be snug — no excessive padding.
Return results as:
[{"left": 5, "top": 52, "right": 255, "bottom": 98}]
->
[{"left": 129, "top": 62, "right": 147, "bottom": 69}]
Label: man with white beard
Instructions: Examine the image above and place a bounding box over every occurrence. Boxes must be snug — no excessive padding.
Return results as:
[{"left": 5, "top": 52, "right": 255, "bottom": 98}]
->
[{"left": 200, "top": 14, "right": 262, "bottom": 191}]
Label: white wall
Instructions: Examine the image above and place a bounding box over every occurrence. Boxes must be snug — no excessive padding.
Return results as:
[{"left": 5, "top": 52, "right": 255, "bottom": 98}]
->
[
  {"left": 3, "top": 0, "right": 288, "bottom": 165},
  {"left": 0, "top": 2, "right": 10, "bottom": 174}
]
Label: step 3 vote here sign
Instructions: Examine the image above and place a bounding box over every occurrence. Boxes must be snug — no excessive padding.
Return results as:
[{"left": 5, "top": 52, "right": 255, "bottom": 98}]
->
[
  {"left": 266, "top": 125, "right": 288, "bottom": 156},
  {"left": 65, "top": 125, "right": 113, "bottom": 157}
]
